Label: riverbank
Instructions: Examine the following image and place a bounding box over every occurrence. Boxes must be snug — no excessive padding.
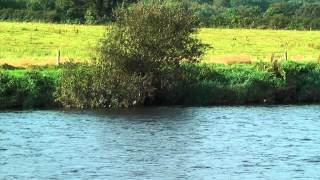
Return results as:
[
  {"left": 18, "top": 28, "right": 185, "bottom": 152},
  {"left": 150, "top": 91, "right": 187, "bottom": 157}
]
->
[{"left": 1, "top": 61, "right": 320, "bottom": 109}]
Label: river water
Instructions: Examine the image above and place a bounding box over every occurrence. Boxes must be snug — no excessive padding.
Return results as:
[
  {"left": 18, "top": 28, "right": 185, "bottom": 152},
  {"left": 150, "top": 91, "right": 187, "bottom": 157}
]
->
[{"left": 1, "top": 105, "right": 320, "bottom": 179}]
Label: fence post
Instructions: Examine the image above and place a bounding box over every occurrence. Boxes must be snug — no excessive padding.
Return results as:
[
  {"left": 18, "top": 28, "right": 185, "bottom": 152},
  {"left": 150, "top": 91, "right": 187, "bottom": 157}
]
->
[
  {"left": 56, "top": 49, "right": 60, "bottom": 66},
  {"left": 285, "top": 50, "right": 288, "bottom": 61}
]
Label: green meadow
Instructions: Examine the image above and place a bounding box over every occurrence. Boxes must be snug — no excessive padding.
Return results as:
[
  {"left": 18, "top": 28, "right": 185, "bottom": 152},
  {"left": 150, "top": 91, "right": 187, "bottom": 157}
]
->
[
  {"left": 0, "top": 22, "right": 105, "bottom": 65},
  {"left": 1, "top": 22, "right": 320, "bottom": 66}
]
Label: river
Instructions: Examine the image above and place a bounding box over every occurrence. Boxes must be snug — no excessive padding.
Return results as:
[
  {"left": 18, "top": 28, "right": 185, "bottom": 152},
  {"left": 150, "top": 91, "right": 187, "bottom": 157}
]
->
[{"left": 1, "top": 105, "right": 320, "bottom": 179}]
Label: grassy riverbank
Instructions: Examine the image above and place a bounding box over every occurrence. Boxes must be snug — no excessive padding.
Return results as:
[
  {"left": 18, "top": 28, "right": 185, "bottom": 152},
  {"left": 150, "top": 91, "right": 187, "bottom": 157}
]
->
[
  {"left": 1, "top": 61, "right": 320, "bottom": 109},
  {"left": 1, "top": 22, "right": 320, "bottom": 65},
  {"left": 176, "top": 61, "right": 320, "bottom": 105}
]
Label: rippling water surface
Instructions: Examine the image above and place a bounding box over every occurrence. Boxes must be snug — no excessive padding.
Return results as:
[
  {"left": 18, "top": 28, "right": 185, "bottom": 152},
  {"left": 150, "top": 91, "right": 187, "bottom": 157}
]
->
[{"left": 1, "top": 105, "right": 320, "bottom": 179}]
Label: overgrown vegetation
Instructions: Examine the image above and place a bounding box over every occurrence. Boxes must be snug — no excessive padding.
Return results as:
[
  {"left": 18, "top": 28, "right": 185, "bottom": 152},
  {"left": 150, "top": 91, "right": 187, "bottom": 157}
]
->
[{"left": 1, "top": 0, "right": 320, "bottom": 29}]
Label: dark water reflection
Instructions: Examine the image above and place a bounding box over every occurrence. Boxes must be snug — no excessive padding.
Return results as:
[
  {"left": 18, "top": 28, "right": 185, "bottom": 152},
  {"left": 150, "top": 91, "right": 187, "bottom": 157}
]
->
[{"left": 1, "top": 106, "right": 320, "bottom": 179}]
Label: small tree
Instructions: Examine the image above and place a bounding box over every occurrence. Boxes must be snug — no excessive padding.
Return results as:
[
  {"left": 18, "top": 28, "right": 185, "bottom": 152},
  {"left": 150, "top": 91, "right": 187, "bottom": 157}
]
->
[
  {"left": 97, "top": 2, "right": 207, "bottom": 74},
  {"left": 97, "top": 2, "right": 208, "bottom": 104}
]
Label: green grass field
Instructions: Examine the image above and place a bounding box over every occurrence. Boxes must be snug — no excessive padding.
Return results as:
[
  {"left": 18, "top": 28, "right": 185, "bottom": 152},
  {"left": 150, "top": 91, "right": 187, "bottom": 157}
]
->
[
  {"left": 0, "top": 22, "right": 105, "bottom": 66},
  {"left": 1, "top": 22, "right": 320, "bottom": 66}
]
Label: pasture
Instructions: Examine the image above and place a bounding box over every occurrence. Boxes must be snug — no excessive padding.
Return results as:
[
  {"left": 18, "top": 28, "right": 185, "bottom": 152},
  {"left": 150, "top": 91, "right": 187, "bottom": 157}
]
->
[{"left": 0, "top": 22, "right": 320, "bottom": 66}]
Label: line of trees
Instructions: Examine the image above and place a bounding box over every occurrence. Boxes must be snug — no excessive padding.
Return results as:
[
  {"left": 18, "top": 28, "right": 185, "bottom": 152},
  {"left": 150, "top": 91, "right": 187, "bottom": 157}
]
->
[
  {"left": 1, "top": 0, "right": 320, "bottom": 29},
  {"left": 0, "top": 0, "right": 137, "bottom": 23}
]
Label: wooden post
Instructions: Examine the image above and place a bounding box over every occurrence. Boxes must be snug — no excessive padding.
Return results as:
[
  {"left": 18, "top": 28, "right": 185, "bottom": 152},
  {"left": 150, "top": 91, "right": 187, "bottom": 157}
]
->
[
  {"left": 284, "top": 42, "right": 288, "bottom": 61},
  {"left": 285, "top": 50, "right": 288, "bottom": 61},
  {"left": 56, "top": 49, "right": 60, "bottom": 66}
]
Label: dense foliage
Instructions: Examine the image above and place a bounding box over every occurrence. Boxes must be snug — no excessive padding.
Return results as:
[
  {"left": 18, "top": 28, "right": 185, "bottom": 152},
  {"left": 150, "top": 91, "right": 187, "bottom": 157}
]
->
[
  {"left": 1, "top": 0, "right": 320, "bottom": 29},
  {"left": 192, "top": 0, "right": 320, "bottom": 29},
  {"left": 0, "top": 0, "right": 137, "bottom": 23}
]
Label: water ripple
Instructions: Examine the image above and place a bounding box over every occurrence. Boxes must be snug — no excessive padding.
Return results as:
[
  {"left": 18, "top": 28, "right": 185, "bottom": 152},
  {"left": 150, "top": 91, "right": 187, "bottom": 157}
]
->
[{"left": 0, "top": 106, "right": 320, "bottom": 179}]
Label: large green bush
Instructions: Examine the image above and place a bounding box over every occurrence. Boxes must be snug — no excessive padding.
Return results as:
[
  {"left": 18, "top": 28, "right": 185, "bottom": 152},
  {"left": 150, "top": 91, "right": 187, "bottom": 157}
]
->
[{"left": 56, "top": 2, "right": 207, "bottom": 109}]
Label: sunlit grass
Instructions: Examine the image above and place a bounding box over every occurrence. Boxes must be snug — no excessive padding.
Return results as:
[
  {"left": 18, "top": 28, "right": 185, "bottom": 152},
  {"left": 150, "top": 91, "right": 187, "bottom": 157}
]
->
[
  {"left": 1, "top": 21, "right": 320, "bottom": 66},
  {"left": 199, "top": 28, "right": 320, "bottom": 63}
]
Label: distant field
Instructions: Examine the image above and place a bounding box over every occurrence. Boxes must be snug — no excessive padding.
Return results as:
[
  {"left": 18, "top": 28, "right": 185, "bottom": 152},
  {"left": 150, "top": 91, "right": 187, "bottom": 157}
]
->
[
  {"left": 1, "top": 22, "right": 320, "bottom": 66},
  {"left": 0, "top": 22, "right": 105, "bottom": 66}
]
